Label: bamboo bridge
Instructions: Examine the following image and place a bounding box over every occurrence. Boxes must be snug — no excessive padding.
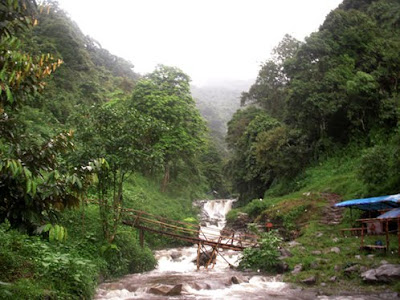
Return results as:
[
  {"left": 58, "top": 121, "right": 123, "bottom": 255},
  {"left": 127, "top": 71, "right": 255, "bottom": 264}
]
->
[{"left": 122, "top": 208, "right": 259, "bottom": 269}]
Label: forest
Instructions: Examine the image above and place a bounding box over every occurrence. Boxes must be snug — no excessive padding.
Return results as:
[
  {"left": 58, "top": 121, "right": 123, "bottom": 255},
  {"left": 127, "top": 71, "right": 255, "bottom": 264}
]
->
[
  {"left": 226, "top": 0, "right": 400, "bottom": 204},
  {"left": 1, "top": 0, "right": 400, "bottom": 298}
]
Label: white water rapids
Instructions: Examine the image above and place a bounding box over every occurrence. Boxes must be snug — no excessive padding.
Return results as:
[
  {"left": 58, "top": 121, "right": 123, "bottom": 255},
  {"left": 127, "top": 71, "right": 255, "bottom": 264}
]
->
[{"left": 94, "top": 200, "right": 386, "bottom": 300}]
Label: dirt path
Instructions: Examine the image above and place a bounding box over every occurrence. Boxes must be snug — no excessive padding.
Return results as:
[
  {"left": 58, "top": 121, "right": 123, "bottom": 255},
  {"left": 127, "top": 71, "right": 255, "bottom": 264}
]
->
[{"left": 320, "top": 193, "right": 344, "bottom": 225}]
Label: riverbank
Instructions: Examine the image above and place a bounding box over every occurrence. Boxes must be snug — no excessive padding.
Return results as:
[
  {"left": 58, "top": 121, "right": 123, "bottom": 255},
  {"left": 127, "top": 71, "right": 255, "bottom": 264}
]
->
[
  {"left": 0, "top": 175, "right": 199, "bottom": 299},
  {"left": 225, "top": 149, "right": 400, "bottom": 295}
]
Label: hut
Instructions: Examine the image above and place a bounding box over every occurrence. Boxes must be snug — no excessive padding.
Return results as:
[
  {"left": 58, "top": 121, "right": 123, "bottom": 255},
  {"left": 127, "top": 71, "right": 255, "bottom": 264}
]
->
[{"left": 334, "top": 195, "right": 400, "bottom": 256}]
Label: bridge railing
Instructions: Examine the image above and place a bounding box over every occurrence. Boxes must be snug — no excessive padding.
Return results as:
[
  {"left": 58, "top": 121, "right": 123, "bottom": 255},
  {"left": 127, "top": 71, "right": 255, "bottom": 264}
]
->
[{"left": 122, "top": 208, "right": 259, "bottom": 249}]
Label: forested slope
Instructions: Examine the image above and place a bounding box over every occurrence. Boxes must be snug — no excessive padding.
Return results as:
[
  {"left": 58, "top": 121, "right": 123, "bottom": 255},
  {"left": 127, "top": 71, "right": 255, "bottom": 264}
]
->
[
  {"left": 0, "top": 1, "right": 225, "bottom": 298},
  {"left": 191, "top": 81, "right": 248, "bottom": 153},
  {"left": 226, "top": 0, "right": 400, "bottom": 204}
]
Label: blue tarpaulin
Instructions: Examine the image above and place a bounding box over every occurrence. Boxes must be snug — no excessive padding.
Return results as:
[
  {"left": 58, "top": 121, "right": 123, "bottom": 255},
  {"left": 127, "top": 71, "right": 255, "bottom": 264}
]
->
[
  {"left": 334, "top": 194, "right": 400, "bottom": 211},
  {"left": 377, "top": 207, "right": 400, "bottom": 219}
]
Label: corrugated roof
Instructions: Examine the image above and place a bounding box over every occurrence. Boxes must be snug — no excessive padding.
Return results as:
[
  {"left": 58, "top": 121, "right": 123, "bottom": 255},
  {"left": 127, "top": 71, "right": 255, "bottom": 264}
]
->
[
  {"left": 334, "top": 194, "right": 400, "bottom": 211},
  {"left": 377, "top": 208, "right": 400, "bottom": 219}
]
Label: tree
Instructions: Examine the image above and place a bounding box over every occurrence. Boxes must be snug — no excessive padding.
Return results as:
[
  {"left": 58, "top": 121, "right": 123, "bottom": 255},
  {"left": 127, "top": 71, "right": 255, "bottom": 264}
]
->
[
  {"left": 130, "top": 65, "right": 207, "bottom": 192},
  {"left": 226, "top": 107, "right": 281, "bottom": 203},
  {"left": 241, "top": 35, "right": 300, "bottom": 120},
  {"left": 71, "top": 99, "right": 164, "bottom": 242},
  {"left": 0, "top": 0, "right": 87, "bottom": 232}
]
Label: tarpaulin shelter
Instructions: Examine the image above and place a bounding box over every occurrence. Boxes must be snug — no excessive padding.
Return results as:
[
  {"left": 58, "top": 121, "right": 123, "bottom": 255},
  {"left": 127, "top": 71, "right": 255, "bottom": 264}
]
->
[
  {"left": 334, "top": 194, "right": 400, "bottom": 211},
  {"left": 335, "top": 195, "right": 400, "bottom": 256}
]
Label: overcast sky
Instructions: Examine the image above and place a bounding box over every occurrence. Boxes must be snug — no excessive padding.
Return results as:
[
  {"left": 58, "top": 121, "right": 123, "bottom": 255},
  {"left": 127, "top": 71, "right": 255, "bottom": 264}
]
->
[{"left": 57, "top": 0, "right": 343, "bottom": 86}]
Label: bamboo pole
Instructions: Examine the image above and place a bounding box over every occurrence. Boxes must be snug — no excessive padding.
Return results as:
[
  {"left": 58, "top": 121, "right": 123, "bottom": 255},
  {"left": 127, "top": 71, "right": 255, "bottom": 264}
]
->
[{"left": 197, "top": 242, "right": 201, "bottom": 270}]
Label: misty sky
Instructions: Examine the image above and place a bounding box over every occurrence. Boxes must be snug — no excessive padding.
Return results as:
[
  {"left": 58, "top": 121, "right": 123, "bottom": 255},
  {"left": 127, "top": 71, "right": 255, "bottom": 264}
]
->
[{"left": 57, "top": 0, "right": 343, "bottom": 86}]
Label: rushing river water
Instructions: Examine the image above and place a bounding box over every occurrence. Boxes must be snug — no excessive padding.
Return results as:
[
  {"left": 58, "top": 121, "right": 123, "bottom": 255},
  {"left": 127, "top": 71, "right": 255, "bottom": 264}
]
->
[{"left": 95, "top": 200, "right": 393, "bottom": 300}]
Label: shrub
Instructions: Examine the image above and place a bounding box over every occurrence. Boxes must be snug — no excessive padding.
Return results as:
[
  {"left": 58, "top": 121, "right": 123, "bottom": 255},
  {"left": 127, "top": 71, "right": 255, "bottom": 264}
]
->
[{"left": 239, "top": 230, "right": 282, "bottom": 272}]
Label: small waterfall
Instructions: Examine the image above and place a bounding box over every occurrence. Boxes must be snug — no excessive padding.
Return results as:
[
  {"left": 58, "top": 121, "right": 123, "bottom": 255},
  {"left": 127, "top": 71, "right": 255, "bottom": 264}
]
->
[
  {"left": 202, "top": 199, "right": 235, "bottom": 228},
  {"left": 198, "top": 199, "right": 235, "bottom": 241}
]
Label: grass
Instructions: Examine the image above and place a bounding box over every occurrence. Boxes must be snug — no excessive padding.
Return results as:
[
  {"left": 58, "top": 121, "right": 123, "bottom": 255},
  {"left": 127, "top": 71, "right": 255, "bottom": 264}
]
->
[{"left": 233, "top": 144, "right": 400, "bottom": 293}]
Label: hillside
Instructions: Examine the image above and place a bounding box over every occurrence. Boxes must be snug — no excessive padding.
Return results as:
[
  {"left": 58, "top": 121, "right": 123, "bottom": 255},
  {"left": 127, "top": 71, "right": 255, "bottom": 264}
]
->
[
  {"left": 227, "top": 143, "right": 400, "bottom": 293},
  {"left": 191, "top": 81, "right": 249, "bottom": 153},
  {"left": 224, "top": 0, "right": 400, "bottom": 293},
  {"left": 0, "top": 1, "right": 216, "bottom": 298},
  {"left": 225, "top": 0, "right": 400, "bottom": 203}
]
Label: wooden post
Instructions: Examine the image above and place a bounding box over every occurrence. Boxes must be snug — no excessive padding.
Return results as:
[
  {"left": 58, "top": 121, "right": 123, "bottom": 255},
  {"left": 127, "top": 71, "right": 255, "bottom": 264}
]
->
[
  {"left": 361, "top": 223, "right": 364, "bottom": 249},
  {"left": 205, "top": 246, "right": 217, "bottom": 269},
  {"left": 197, "top": 242, "right": 201, "bottom": 270},
  {"left": 139, "top": 229, "right": 144, "bottom": 248},
  {"left": 385, "top": 220, "right": 389, "bottom": 252},
  {"left": 398, "top": 218, "right": 400, "bottom": 257}
]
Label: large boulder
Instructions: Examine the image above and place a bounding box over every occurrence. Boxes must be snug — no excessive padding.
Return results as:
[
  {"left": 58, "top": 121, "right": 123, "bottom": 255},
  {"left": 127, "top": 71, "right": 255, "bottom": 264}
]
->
[
  {"left": 167, "top": 284, "right": 183, "bottom": 296},
  {"left": 361, "top": 264, "right": 400, "bottom": 283},
  {"left": 148, "top": 284, "right": 183, "bottom": 296},
  {"left": 148, "top": 285, "right": 171, "bottom": 295}
]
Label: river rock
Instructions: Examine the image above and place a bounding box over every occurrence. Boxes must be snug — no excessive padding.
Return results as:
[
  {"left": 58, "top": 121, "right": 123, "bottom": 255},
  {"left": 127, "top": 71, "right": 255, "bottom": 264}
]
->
[
  {"left": 301, "top": 275, "right": 316, "bottom": 285},
  {"left": 230, "top": 276, "right": 243, "bottom": 284},
  {"left": 170, "top": 251, "right": 181, "bottom": 261},
  {"left": 329, "top": 276, "right": 337, "bottom": 282},
  {"left": 125, "top": 283, "right": 137, "bottom": 292},
  {"left": 167, "top": 284, "right": 183, "bottom": 296},
  {"left": 361, "top": 264, "right": 400, "bottom": 283},
  {"left": 276, "top": 262, "right": 289, "bottom": 273},
  {"left": 192, "top": 282, "right": 211, "bottom": 290},
  {"left": 291, "top": 264, "right": 303, "bottom": 274},
  {"left": 311, "top": 250, "right": 322, "bottom": 255},
  {"left": 330, "top": 247, "right": 341, "bottom": 254},
  {"left": 279, "top": 247, "right": 292, "bottom": 258},
  {"left": 148, "top": 285, "right": 171, "bottom": 295},
  {"left": 344, "top": 265, "right": 359, "bottom": 274},
  {"left": 380, "top": 260, "right": 389, "bottom": 265}
]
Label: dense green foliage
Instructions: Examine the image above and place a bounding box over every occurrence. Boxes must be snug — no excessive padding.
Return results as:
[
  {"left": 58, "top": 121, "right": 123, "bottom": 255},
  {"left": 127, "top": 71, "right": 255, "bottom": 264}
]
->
[
  {"left": 0, "top": 1, "right": 220, "bottom": 298},
  {"left": 227, "top": 0, "right": 400, "bottom": 203},
  {"left": 130, "top": 65, "right": 207, "bottom": 192},
  {"left": 239, "top": 230, "right": 282, "bottom": 272}
]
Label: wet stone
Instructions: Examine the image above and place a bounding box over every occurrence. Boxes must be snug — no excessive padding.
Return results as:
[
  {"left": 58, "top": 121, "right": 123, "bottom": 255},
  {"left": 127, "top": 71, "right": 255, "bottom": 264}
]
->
[
  {"left": 167, "top": 284, "right": 183, "bottom": 296},
  {"left": 231, "top": 276, "right": 242, "bottom": 284},
  {"left": 192, "top": 282, "right": 212, "bottom": 290},
  {"left": 125, "top": 283, "right": 137, "bottom": 292},
  {"left": 148, "top": 285, "right": 171, "bottom": 296}
]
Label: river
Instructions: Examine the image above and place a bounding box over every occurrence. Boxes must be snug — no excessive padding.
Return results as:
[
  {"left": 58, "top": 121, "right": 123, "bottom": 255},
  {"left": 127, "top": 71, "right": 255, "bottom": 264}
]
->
[{"left": 94, "top": 200, "right": 391, "bottom": 300}]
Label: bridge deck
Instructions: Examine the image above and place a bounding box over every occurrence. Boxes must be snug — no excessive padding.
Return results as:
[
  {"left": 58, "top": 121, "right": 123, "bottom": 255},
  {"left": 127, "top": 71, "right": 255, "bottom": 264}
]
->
[{"left": 122, "top": 208, "right": 259, "bottom": 251}]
